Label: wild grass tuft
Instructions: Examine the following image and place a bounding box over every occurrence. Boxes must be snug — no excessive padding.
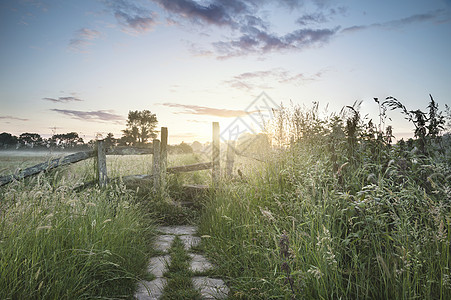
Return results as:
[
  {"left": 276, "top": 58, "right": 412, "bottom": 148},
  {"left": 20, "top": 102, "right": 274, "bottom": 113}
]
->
[{"left": 0, "top": 174, "right": 155, "bottom": 299}]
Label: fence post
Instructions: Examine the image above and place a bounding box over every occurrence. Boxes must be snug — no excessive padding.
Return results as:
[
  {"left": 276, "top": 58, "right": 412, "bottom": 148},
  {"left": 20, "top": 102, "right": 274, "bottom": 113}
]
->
[
  {"left": 212, "top": 122, "right": 220, "bottom": 184},
  {"left": 160, "top": 127, "right": 168, "bottom": 192},
  {"left": 152, "top": 139, "right": 161, "bottom": 193},
  {"left": 97, "top": 140, "right": 107, "bottom": 187},
  {"left": 226, "top": 140, "right": 235, "bottom": 178}
]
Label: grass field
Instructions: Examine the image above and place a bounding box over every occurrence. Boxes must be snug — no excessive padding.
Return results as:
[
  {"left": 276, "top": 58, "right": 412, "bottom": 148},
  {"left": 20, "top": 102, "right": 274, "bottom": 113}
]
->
[
  {"left": 0, "top": 152, "right": 161, "bottom": 299},
  {"left": 197, "top": 103, "right": 451, "bottom": 299},
  {"left": 1, "top": 98, "right": 450, "bottom": 299}
]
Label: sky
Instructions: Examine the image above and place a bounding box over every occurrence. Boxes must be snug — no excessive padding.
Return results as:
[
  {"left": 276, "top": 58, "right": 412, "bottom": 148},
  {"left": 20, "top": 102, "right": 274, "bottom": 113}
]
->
[{"left": 1, "top": 0, "right": 451, "bottom": 144}]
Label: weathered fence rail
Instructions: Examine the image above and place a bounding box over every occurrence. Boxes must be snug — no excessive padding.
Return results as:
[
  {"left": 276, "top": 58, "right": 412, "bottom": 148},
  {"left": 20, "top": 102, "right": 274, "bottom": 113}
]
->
[
  {"left": 0, "top": 150, "right": 95, "bottom": 186},
  {"left": 0, "top": 123, "right": 229, "bottom": 191},
  {"left": 167, "top": 162, "right": 213, "bottom": 173}
]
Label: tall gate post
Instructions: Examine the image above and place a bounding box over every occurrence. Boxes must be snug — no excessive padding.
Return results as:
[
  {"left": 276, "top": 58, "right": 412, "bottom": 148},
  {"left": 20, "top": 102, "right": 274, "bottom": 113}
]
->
[
  {"left": 160, "top": 127, "right": 168, "bottom": 192},
  {"left": 212, "top": 122, "right": 220, "bottom": 184},
  {"left": 152, "top": 139, "right": 161, "bottom": 193},
  {"left": 97, "top": 140, "right": 107, "bottom": 187}
]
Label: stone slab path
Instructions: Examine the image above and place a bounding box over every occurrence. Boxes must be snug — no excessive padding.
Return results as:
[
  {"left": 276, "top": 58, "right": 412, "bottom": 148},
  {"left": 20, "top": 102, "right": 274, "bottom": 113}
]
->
[{"left": 135, "top": 225, "right": 229, "bottom": 299}]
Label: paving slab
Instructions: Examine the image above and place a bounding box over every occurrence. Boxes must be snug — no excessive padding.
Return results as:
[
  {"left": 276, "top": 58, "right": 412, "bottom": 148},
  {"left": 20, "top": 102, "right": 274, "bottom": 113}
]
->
[
  {"left": 189, "top": 253, "right": 213, "bottom": 273},
  {"left": 180, "top": 235, "right": 201, "bottom": 250},
  {"left": 148, "top": 255, "right": 170, "bottom": 278},
  {"left": 153, "top": 235, "right": 175, "bottom": 252},
  {"left": 192, "top": 277, "right": 229, "bottom": 299},
  {"left": 135, "top": 278, "right": 167, "bottom": 300},
  {"left": 158, "top": 225, "right": 198, "bottom": 235}
]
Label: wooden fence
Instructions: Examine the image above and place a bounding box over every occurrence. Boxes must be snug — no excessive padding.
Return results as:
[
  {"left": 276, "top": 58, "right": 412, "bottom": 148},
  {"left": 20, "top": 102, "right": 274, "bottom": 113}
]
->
[{"left": 0, "top": 122, "right": 234, "bottom": 191}]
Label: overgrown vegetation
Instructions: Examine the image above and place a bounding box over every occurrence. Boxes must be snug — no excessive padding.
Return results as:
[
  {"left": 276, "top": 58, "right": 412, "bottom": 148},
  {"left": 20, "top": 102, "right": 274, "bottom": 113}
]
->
[
  {"left": 199, "top": 95, "right": 451, "bottom": 299},
  {"left": 1, "top": 94, "right": 449, "bottom": 299},
  {"left": 0, "top": 160, "right": 156, "bottom": 299}
]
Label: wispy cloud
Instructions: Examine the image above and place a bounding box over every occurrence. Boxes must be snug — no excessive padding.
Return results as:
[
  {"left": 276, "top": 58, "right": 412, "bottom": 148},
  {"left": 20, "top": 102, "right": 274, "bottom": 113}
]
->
[
  {"left": 153, "top": 0, "right": 341, "bottom": 58},
  {"left": 68, "top": 28, "right": 102, "bottom": 53},
  {"left": 225, "top": 68, "right": 325, "bottom": 91},
  {"left": 152, "top": 0, "right": 249, "bottom": 27},
  {"left": 160, "top": 103, "right": 251, "bottom": 118},
  {"left": 50, "top": 109, "right": 124, "bottom": 123},
  {"left": 214, "top": 26, "right": 339, "bottom": 58},
  {"left": 342, "top": 9, "right": 447, "bottom": 33},
  {"left": 296, "top": 7, "right": 346, "bottom": 26},
  {"left": 103, "top": 0, "right": 157, "bottom": 34},
  {"left": 43, "top": 96, "right": 83, "bottom": 103},
  {"left": 0, "top": 116, "right": 29, "bottom": 121},
  {"left": 296, "top": 12, "right": 329, "bottom": 26},
  {"left": 152, "top": 0, "right": 331, "bottom": 27}
]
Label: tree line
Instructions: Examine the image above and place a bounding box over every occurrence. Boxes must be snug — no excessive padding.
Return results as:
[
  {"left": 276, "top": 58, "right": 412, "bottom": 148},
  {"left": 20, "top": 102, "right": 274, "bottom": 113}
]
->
[
  {"left": 0, "top": 110, "right": 196, "bottom": 153},
  {"left": 0, "top": 110, "right": 159, "bottom": 150}
]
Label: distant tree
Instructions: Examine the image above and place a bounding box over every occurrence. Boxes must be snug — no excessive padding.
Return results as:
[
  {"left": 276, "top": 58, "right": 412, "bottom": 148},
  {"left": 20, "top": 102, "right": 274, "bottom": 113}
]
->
[
  {"left": 122, "top": 110, "right": 158, "bottom": 146},
  {"left": 52, "top": 132, "right": 83, "bottom": 148},
  {"left": 0, "top": 132, "right": 18, "bottom": 148},
  {"left": 118, "top": 135, "right": 133, "bottom": 146},
  {"left": 104, "top": 132, "right": 117, "bottom": 148},
  {"left": 19, "top": 133, "right": 43, "bottom": 148}
]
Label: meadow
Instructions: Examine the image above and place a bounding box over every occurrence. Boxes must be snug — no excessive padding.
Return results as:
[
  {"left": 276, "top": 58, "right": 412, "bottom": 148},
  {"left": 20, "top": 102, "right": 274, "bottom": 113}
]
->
[
  {"left": 198, "top": 100, "right": 451, "bottom": 299},
  {"left": 1, "top": 97, "right": 450, "bottom": 299},
  {"left": 0, "top": 151, "right": 210, "bottom": 299}
]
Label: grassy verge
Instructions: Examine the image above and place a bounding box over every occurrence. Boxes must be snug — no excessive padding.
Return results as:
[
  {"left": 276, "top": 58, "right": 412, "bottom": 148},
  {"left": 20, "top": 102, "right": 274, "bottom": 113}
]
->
[{"left": 0, "top": 174, "right": 155, "bottom": 299}]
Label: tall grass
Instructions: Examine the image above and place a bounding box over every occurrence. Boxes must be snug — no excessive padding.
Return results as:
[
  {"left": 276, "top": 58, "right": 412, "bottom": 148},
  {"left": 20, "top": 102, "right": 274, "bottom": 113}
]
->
[
  {"left": 199, "top": 100, "right": 451, "bottom": 299},
  {"left": 0, "top": 162, "right": 155, "bottom": 299}
]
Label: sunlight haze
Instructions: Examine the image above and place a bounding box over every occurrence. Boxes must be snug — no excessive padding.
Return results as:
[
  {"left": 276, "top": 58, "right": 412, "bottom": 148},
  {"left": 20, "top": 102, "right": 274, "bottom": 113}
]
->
[{"left": 1, "top": 0, "right": 450, "bottom": 143}]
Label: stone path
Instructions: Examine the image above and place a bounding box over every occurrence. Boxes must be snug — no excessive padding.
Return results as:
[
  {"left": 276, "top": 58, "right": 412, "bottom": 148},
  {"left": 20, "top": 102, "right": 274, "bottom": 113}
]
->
[{"left": 135, "top": 225, "right": 229, "bottom": 299}]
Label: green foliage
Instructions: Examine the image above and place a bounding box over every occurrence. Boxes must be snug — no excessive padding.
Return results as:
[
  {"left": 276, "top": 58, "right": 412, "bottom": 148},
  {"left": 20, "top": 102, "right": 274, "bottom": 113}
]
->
[
  {"left": 0, "top": 177, "right": 155, "bottom": 299},
  {"left": 122, "top": 110, "right": 158, "bottom": 146},
  {"left": 199, "top": 97, "right": 451, "bottom": 299},
  {"left": 0, "top": 132, "right": 18, "bottom": 147}
]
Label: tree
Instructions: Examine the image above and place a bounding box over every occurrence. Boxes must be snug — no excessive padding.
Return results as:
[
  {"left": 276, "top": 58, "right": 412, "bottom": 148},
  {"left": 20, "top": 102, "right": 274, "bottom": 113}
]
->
[
  {"left": 19, "top": 133, "right": 43, "bottom": 148},
  {"left": 122, "top": 110, "right": 158, "bottom": 146},
  {"left": 52, "top": 132, "right": 82, "bottom": 148},
  {"left": 104, "top": 132, "right": 117, "bottom": 148},
  {"left": 0, "top": 132, "right": 18, "bottom": 148}
]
